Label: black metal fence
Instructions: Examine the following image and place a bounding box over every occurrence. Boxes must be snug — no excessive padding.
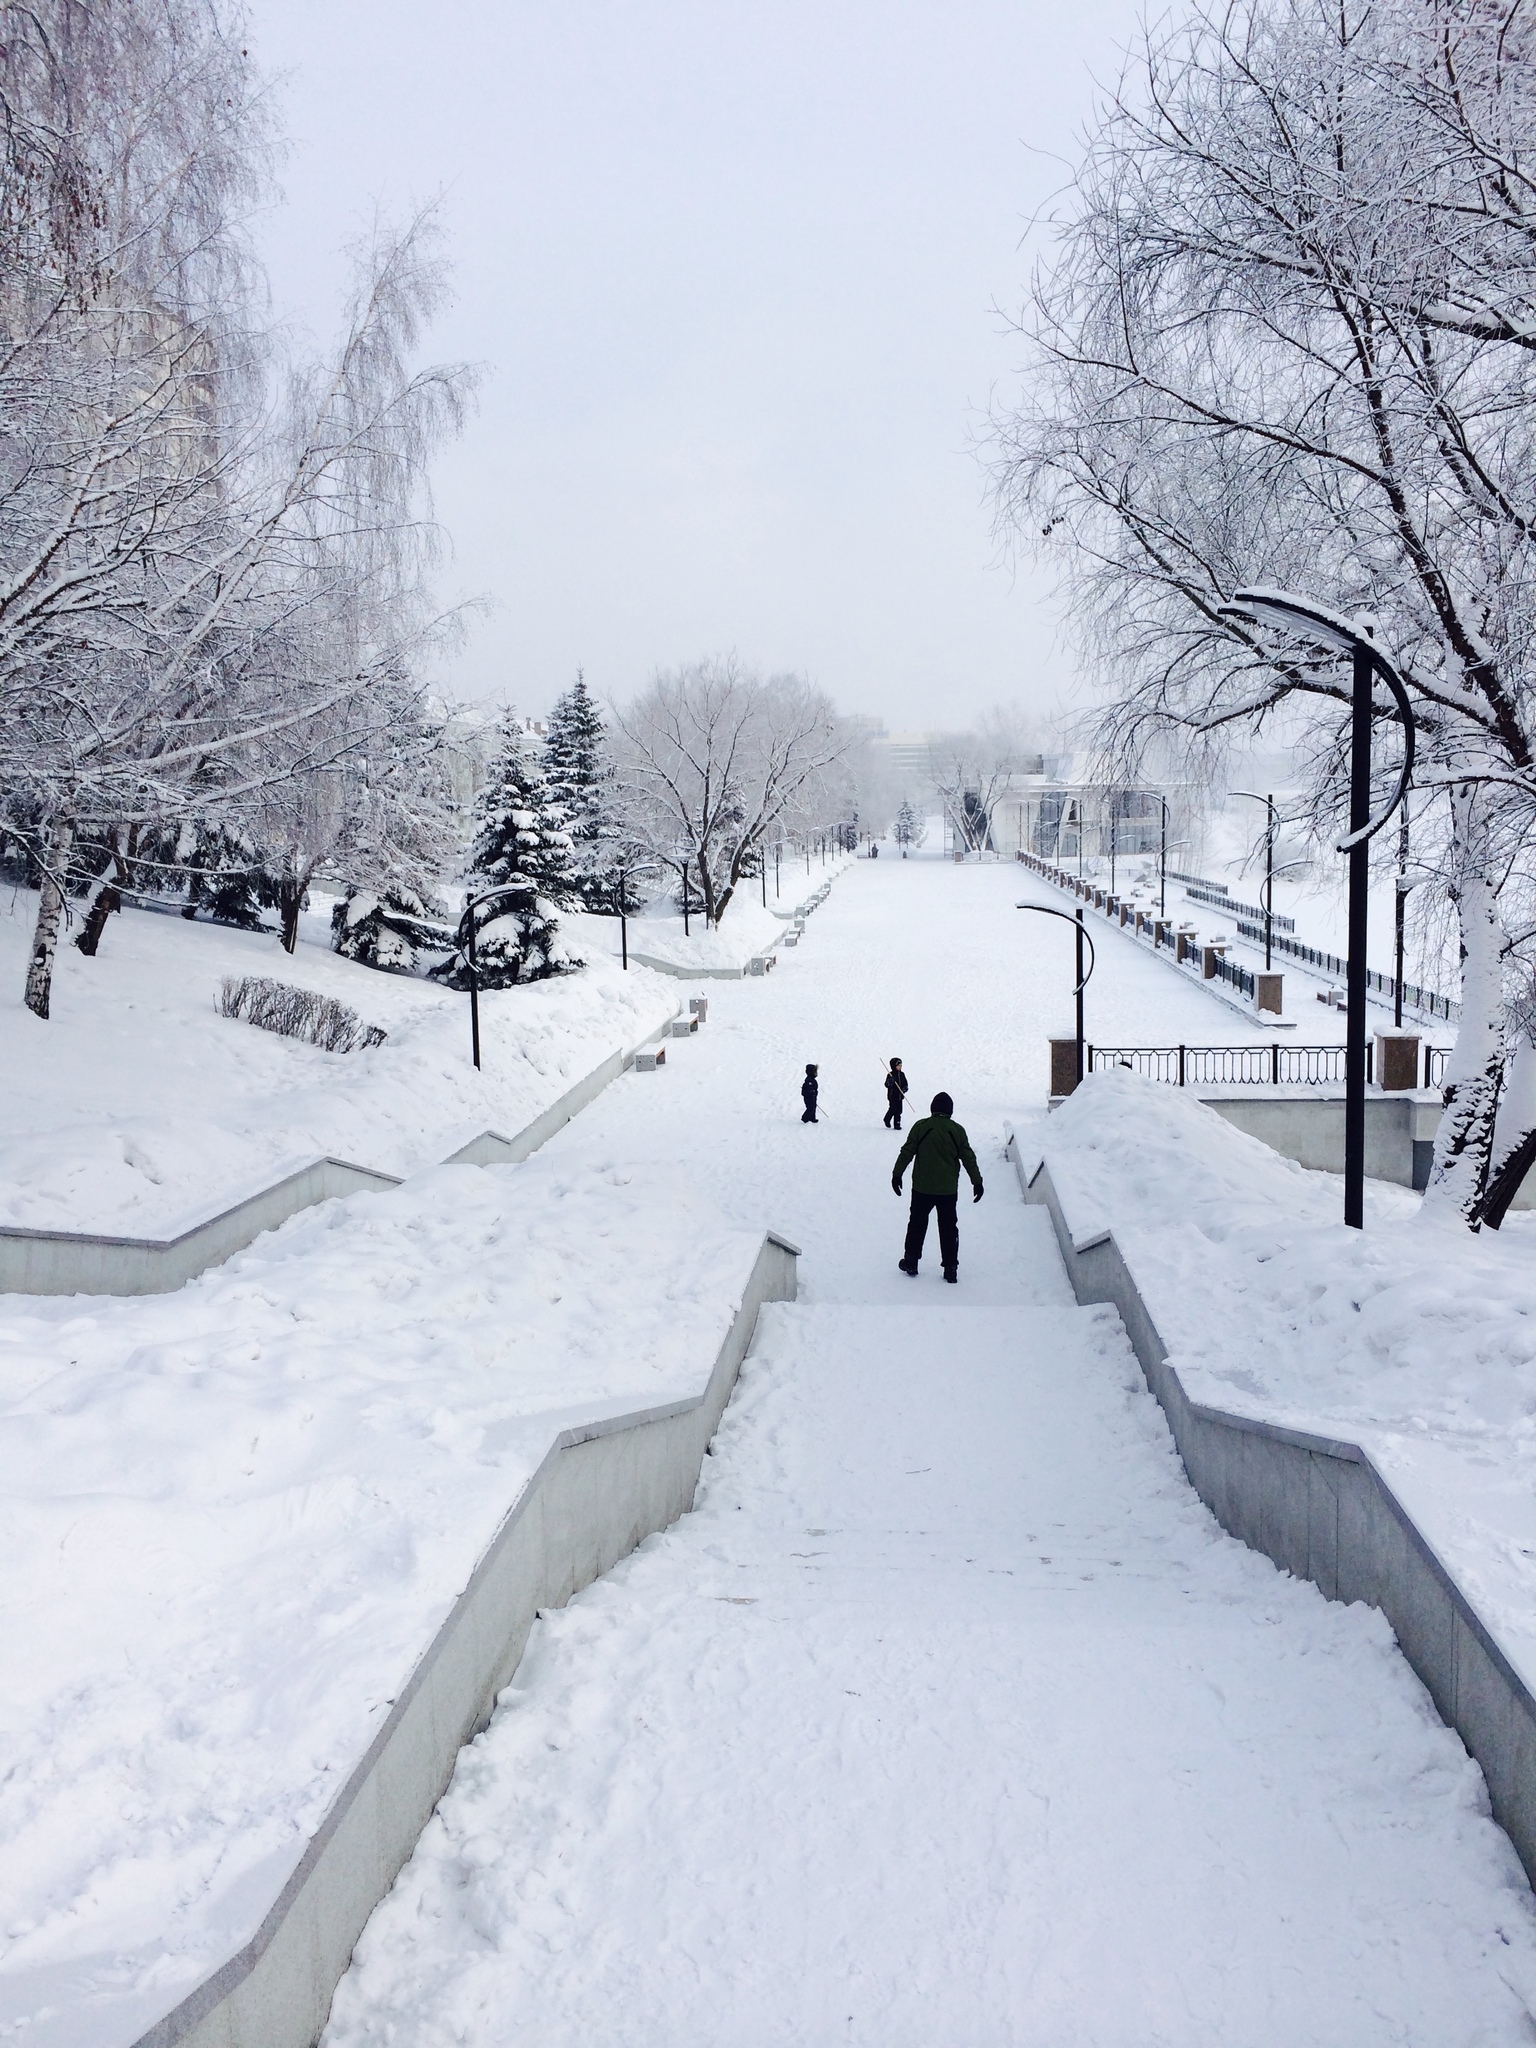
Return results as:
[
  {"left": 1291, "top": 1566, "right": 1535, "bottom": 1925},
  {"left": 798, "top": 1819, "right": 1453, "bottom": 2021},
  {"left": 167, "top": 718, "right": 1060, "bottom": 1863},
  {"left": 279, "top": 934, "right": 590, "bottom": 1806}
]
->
[
  {"left": 1087, "top": 1041, "right": 1450, "bottom": 1089},
  {"left": 1210, "top": 951, "right": 1256, "bottom": 1000},
  {"left": 1232, "top": 918, "right": 1459, "bottom": 1022},
  {"left": 1181, "top": 882, "right": 1295, "bottom": 931}
]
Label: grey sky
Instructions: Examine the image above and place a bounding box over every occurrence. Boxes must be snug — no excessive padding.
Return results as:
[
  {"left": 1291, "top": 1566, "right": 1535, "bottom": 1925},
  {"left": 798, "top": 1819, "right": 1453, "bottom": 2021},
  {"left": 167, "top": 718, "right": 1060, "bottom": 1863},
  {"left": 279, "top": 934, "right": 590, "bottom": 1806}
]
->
[{"left": 246, "top": 1, "right": 1143, "bottom": 729}]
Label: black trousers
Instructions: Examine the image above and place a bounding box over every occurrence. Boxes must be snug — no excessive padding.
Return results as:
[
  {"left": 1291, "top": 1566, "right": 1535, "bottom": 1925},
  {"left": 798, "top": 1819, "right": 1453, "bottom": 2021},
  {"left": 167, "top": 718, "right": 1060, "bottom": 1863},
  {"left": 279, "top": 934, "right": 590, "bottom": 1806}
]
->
[
  {"left": 884, "top": 1100, "right": 903, "bottom": 1129},
  {"left": 904, "top": 1190, "right": 958, "bottom": 1272}
]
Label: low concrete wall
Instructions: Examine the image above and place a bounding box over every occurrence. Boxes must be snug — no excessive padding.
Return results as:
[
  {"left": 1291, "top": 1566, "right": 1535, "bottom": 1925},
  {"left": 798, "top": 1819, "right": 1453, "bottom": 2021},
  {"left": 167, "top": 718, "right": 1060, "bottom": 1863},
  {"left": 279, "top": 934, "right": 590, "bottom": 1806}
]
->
[
  {"left": 135, "top": 1230, "right": 800, "bottom": 2048},
  {"left": 1196, "top": 1090, "right": 1533, "bottom": 1205},
  {"left": 0, "top": 1012, "right": 679, "bottom": 1298},
  {"left": 1008, "top": 1135, "right": 1536, "bottom": 1891}
]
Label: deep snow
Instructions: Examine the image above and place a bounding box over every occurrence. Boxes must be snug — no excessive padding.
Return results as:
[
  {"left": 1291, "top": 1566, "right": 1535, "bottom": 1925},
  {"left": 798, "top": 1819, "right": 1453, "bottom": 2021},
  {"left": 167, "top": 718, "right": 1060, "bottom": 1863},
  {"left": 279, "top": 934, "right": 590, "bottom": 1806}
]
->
[
  {"left": 1025, "top": 1070, "right": 1536, "bottom": 1722},
  {"left": 311, "top": 851, "right": 1536, "bottom": 2045},
  {"left": 0, "top": 894, "right": 677, "bottom": 1235}
]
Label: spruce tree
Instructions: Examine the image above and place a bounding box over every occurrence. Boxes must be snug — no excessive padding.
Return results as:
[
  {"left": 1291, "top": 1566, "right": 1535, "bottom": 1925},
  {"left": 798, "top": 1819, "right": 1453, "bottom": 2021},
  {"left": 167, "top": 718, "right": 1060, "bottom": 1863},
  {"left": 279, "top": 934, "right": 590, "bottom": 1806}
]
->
[
  {"left": 544, "top": 670, "right": 637, "bottom": 910},
  {"left": 469, "top": 709, "right": 577, "bottom": 906}
]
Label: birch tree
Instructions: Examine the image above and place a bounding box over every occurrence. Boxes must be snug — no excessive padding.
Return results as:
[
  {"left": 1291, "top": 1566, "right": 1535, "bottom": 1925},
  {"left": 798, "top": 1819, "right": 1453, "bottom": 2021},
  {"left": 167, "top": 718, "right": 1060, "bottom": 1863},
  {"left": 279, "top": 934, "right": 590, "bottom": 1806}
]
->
[
  {"left": 612, "top": 656, "right": 848, "bottom": 926},
  {"left": 0, "top": 2, "right": 472, "bottom": 1015},
  {"left": 993, "top": 0, "right": 1536, "bottom": 1226}
]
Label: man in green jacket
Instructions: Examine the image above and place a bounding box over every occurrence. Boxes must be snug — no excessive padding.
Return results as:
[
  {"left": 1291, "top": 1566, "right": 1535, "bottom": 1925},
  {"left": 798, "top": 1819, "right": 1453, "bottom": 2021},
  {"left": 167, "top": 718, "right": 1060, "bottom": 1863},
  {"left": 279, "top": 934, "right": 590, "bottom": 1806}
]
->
[{"left": 892, "top": 1091, "right": 983, "bottom": 1284}]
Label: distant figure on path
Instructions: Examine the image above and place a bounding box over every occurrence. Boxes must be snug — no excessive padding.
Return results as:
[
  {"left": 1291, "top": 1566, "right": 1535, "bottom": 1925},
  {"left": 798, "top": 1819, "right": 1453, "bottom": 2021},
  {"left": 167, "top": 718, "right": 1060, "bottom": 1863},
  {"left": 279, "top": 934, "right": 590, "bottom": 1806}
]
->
[
  {"left": 801, "top": 1064, "right": 820, "bottom": 1123},
  {"left": 892, "top": 1091, "right": 983, "bottom": 1284},
  {"left": 883, "top": 1058, "right": 909, "bottom": 1130}
]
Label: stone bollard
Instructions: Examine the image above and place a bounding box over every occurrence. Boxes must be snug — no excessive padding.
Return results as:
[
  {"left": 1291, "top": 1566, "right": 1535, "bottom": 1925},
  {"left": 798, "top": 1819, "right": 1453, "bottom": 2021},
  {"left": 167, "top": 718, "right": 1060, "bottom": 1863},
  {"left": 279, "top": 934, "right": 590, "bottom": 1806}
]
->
[
  {"left": 1120, "top": 902, "right": 1132, "bottom": 927},
  {"left": 671, "top": 1017, "right": 698, "bottom": 1037},
  {"left": 634, "top": 1047, "right": 667, "bottom": 1071},
  {"left": 1049, "top": 1037, "right": 1081, "bottom": 1097},
  {"left": 689, "top": 997, "right": 708, "bottom": 1021},
  {"left": 1176, "top": 928, "right": 1195, "bottom": 962},
  {"left": 1201, "top": 943, "right": 1226, "bottom": 979},
  {"left": 1255, "top": 972, "right": 1284, "bottom": 1017},
  {"left": 1375, "top": 1030, "right": 1421, "bottom": 1091}
]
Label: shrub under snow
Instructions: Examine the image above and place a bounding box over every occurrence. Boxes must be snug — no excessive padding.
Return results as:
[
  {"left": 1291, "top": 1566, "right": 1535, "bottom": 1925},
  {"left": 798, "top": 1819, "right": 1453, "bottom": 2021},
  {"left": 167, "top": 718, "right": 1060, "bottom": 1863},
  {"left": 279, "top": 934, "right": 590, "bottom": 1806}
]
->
[{"left": 218, "top": 976, "right": 387, "bottom": 1054}]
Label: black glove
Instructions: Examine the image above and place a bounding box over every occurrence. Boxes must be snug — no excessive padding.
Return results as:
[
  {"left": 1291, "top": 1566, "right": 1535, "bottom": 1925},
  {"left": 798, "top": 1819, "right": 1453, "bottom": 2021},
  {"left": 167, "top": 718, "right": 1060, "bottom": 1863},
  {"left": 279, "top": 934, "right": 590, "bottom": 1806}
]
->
[
  {"left": 892, "top": 1176, "right": 902, "bottom": 1196},
  {"left": 973, "top": 1183, "right": 984, "bottom": 1203}
]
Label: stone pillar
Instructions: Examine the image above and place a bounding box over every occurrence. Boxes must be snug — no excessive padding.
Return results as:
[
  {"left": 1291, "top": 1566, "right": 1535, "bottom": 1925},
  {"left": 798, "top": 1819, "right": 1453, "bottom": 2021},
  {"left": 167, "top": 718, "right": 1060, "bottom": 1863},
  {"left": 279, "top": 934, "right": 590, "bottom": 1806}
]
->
[
  {"left": 1201, "top": 943, "right": 1225, "bottom": 979},
  {"left": 1375, "top": 1030, "right": 1421, "bottom": 1091},
  {"left": 1176, "top": 927, "right": 1195, "bottom": 962},
  {"left": 1120, "top": 902, "right": 1131, "bottom": 926},
  {"left": 1049, "top": 1037, "right": 1081, "bottom": 1097},
  {"left": 1255, "top": 972, "right": 1284, "bottom": 1017}
]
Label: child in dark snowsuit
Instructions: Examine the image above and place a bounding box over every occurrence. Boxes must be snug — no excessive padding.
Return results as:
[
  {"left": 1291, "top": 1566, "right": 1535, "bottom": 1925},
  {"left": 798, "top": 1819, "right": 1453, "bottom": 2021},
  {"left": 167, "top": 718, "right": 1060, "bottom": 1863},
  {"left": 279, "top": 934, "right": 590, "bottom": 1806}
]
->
[
  {"left": 883, "top": 1058, "right": 909, "bottom": 1130},
  {"left": 801, "top": 1064, "right": 820, "bottom": 1123}
]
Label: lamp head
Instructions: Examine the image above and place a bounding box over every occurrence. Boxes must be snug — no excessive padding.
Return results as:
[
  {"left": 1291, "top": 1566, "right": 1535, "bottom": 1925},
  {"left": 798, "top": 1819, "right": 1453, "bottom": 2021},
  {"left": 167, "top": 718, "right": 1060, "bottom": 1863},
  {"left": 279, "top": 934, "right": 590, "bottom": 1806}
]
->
[{"left": 1218, "top": 587, "right": 1369, "bottom": 655}]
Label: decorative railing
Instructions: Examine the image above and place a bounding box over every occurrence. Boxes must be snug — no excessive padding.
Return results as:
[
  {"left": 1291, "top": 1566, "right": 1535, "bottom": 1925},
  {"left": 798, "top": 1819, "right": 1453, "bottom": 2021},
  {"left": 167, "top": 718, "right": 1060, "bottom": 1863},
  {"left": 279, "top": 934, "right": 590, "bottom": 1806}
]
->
[{"left": 1232, "top": 918, "right": 1459, "bottom": 1023}]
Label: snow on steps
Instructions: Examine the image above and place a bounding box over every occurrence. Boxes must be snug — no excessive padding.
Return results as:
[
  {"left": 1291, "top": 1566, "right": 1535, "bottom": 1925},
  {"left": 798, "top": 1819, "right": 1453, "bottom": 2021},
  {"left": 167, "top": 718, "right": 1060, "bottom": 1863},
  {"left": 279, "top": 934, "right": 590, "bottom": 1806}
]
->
[
  {"left": 0, "top": 1007, "right": 681, "bottom": 1297},
  {"left": 129, "top": 1230, "right": 800, "bottom": 2048},
  {"left": 1005, "top": 1122, "right": 1536, "bottom": 1897}
]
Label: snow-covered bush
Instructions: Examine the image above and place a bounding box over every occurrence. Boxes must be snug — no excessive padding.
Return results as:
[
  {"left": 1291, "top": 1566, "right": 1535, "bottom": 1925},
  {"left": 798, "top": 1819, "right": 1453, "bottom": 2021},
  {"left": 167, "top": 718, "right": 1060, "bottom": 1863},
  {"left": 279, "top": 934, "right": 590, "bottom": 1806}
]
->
[
  {"left": 429, "top": 886, "right": 583, "bottom": 991},
  {"left": 218, "top": 977, "right": 386, "bottom": 1053},
  {"left": 330, "top": 890, "right": 454, "bottom": 977}
]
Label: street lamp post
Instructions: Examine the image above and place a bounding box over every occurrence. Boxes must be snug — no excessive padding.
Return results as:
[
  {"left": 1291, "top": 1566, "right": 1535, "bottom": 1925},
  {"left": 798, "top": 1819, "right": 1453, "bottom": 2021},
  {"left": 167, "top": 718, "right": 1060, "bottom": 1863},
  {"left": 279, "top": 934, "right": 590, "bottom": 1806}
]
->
[
  {"left": 1016, "top": 902, "right": 1096, "bottom": 1088},
  {"left": 456, "top": 884, "right": 537, "bottom": 1070},
  {"left": 1232, "top": 790, "right": 1276, "bottom": 971},
  {"left": 1219, "top": 588, "right": 1415, "bottom": 1228}
]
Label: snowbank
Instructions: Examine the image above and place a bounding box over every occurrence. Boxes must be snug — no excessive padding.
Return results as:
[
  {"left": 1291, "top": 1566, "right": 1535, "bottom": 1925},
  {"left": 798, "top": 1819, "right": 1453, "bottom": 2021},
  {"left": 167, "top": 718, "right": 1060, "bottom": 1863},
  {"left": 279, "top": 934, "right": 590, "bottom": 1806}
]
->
[
  {"left": 621, "top": 863, "right": 852, "bottom": 974},
  {"left": 0, "top": 895, "right": 677, "bottom": 1236},
  {"left": 1024, "top": 1072, "right": 1536, "bottom": 1691},
  {"left": 0, "top": 1149, "right": 766, "bottom": 2048}
]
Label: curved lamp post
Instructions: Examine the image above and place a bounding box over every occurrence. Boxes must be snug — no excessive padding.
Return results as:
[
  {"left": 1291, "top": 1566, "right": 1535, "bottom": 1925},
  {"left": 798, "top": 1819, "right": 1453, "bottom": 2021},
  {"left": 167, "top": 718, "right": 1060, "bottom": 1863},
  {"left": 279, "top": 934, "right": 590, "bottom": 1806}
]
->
[
  {"left": 1218, "top": 588, "right": 1416, "bottom": 1227},
  {"left": 1017, "top": 902, "right": 1096, "bottom": 1089},
  {"left": 455, "top": 884, "right": 536, "bottom": 1070}
]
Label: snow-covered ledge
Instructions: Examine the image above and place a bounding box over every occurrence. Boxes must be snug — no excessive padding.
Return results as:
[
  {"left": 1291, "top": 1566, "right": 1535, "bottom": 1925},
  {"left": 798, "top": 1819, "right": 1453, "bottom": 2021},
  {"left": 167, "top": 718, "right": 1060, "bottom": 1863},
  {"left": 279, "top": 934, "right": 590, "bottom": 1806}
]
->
[
  {"left": 133, "top": 1228, "right": 799, "bottom": 2048},
  {"left": 1007, "top": 1076, "right": 1536, "bottom": 1894},
  {"left": 0, "top": 1008, "right": 679, "bottom": 1297}
]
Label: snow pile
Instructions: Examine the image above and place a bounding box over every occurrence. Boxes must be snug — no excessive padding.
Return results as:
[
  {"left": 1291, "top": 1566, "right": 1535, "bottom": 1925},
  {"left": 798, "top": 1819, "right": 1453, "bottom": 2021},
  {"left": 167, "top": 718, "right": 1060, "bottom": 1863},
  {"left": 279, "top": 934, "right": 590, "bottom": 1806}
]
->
[
  {"left": 0, "top": 896, "right": 676, "bottom": 1236},
  {"left": 0, "top": 1149, "right": 766, "bottom": 2048},
  {"left": 626, "top": 895, "right": 788, "bottom": 971},
  {"left": 1028, "top": 1071, "right": 1536, "bottom": 1689}
]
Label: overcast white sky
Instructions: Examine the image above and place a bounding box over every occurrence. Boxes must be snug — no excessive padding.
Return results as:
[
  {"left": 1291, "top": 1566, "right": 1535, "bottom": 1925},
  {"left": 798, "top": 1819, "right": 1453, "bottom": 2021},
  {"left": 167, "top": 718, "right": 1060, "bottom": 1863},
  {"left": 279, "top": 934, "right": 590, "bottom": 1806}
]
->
[{"left": 244, "top": 1, "right": 1145, "bottom": 730}]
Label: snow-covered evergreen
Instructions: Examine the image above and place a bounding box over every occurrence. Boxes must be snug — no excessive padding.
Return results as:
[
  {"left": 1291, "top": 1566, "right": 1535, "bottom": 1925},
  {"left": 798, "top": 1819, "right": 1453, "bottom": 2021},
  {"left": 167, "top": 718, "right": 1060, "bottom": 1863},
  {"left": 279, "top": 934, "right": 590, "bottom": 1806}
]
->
[
  {"left": 544, "top": 671, "right": 637, "bottom": 911},
  {"left": 469, "top": 711, "right": 577, "bottom": 906},
  {"left": 893, "top": 800, "right": 927, "bottom": 857},
  {"left": 331, "top": 889, "right": 452, "bottom": 977}
]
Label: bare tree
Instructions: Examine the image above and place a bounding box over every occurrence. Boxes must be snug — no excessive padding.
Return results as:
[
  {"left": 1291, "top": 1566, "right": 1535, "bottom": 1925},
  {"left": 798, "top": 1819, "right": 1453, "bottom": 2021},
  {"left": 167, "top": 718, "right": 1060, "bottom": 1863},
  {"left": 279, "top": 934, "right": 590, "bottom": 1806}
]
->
[
  {"left": 992, "top": 0, "right": 1536, "bottom": 1225},
  {"left": 928, "top": 706, "right": 1041, "bottom": 852},
  {"left": 612, "top": 656, "right": 848, "bottom": 926}
]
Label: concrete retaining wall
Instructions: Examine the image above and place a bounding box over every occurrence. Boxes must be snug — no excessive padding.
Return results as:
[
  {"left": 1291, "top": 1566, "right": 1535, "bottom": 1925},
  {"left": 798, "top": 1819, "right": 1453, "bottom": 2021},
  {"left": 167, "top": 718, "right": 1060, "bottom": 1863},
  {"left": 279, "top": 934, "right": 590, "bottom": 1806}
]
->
[
  {"left": 134, "top": 1230, "right": 800, "bottom": 2048},
  {"left": 0, "top": 1012, "right": 679, "bottom": 1298},
  {"left": 1191, "top": 1090, "right": 1535, "bottom": 1206},
  {"left": 1008, "top": 1135, "right": 1536, "bottom": 1889}
]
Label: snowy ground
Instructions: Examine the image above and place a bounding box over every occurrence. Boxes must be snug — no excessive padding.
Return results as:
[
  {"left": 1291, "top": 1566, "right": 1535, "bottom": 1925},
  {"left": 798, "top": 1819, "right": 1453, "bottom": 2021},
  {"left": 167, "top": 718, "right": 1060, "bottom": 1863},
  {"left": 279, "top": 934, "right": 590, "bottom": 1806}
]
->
[
  {"left": 607, "top": 857, "right": 851, "bottom": 974},
  {"left": 0, "top": 893, "right": 677, "bottom": 1235},
  {"left": 1027, "top": 1072, "right": 1536, "bottom": 1723},
  {"left": 308, "top": 850, "right": 1536, "bottom": 2046},
  {"left": 0, "top": 1158, "right": 769, "bottom": 2048}
]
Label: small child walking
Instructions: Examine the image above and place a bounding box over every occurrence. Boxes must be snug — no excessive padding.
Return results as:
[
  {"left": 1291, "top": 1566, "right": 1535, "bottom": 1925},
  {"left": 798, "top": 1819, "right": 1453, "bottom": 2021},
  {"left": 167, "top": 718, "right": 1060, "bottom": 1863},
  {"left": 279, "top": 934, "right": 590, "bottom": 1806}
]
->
[
  {"left": 801, "top": 1064, "right": 820, "bottom": 1123},
  {"left": 883, "top": 1057, "right": 909, "bottom": 1130}
]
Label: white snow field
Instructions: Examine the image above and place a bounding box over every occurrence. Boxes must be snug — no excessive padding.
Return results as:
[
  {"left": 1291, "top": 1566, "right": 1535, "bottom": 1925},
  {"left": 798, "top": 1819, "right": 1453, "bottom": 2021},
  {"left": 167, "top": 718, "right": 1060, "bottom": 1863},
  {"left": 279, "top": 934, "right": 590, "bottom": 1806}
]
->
[
  {"left": 0, "top": 891, "right": 677, "bottom": 1235},
  {"left": 314, "top": 851, "right": 1536, "bottom": 2048}
]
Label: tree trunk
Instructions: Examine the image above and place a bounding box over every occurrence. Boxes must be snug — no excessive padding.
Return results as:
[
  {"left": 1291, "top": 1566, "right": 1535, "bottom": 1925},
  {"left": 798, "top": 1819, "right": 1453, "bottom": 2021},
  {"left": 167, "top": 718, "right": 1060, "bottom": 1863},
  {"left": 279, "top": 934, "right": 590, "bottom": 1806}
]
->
[
  {"left": 278, "top": 876, "right": 304, "bottom": 953},
  {"left": 24, "top": 814, "right": 76, "bottom": 1019},
  {"left": 1424, "top": 783, "right": 1504, "bottom": 1226},
  {"left": 75, "top": 830, "right": 126, "bottom": 956}
]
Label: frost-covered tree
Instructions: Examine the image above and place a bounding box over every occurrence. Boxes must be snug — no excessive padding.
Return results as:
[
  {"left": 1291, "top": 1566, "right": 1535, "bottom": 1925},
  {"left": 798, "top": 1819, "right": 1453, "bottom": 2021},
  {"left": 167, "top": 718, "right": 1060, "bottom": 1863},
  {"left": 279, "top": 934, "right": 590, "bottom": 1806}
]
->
[
  {"left": 543, "top": 670, "right": 630, "bottom": 909},
  {"left": 468, "top": 712, "right": 576, "bottom": 905},
  {"left": 613, "top": 656, "right": 848, "bottom": 926},
  {"left": 893, "top": 800, "right": 927, "bottom": 857},
  {"left": 992, "top": 0, "right": 1536, "bottom": 1228},
  {"left": 0, "top": 0, "right": 474, "bottom": 1017}
]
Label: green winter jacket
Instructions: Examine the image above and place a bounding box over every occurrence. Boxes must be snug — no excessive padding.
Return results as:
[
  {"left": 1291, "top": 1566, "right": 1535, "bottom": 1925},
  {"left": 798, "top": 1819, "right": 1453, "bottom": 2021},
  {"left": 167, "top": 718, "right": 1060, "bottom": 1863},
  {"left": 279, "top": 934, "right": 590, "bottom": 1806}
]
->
[{"left": 892, "top": 1115, "right": 983, "bottom": 1199}]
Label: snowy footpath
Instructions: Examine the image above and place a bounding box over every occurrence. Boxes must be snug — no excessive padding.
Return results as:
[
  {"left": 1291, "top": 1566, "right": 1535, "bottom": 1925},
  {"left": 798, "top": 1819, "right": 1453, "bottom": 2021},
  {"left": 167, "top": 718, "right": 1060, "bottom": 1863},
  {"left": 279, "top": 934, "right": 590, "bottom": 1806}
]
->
[{"left": 318, "top": 854, "right": 1536, "bottom": 2046}]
